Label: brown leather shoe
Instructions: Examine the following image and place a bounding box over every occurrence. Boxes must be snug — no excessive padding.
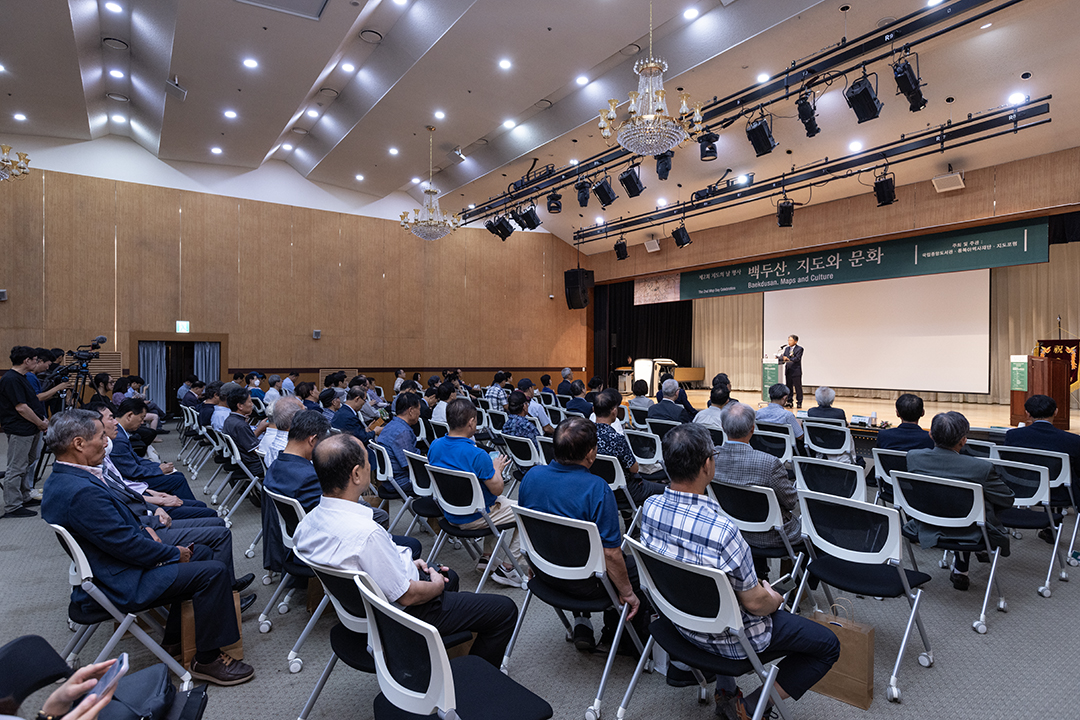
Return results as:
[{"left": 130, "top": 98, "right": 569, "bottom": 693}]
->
[{"left": 190, "top": 652, "right": 255, "bottom": 686}]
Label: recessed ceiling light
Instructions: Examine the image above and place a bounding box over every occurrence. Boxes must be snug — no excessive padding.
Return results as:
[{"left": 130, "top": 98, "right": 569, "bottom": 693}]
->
[
  {"left": 503, "top": 119, "right": 515, "bottom": 129},
  {"left": 341, "top": 62, "right": 355, "bottom": 72},
  {"left": 355, "top": 174, "right": 364, "bottom": 181},
  {"left": 498, "top": 59, "right": 512, "bottom": 70},
  {"left": 109, "top": 69, "right": 124, "bottom": 78},
  {"left": 468, "top": 203, "right": 475, "bottom": 209},
  {"left": 243, "top": 58, "right": 258, "bottom": 69},
  {"left": 757, "top": 72, "right": 770, "bottom": 83},
  {"left": 849, "top": 141, "right": 863, "bottom": 152},
  {"left": 13, "top": 113, "right": 26, "bottom": 121},
  {"left": 393, "top": 0, "right": 406, "bottom": 5},
  {"left": 980, "top": 22, "right": 992, "bottom": 29},
  {"left": 595, "top": 216, "right": 605, "bottom": 225},
  {"left": 411, "top": 177, "right": 421, "bottom": 184},
  {"left": 306, "top": 109, "right": 319, "bottom": 118},
  {"left": 927, "top": 0, "right": 942, "bottom": 6},
  {"left": 282, "top": 144, "right": 293, "bottom": 150},
  {"left": 569, "top": 159, "right": 579, "bottom": 165},
  {"left": 576, "top": 75, "right": 588, "bottom": 86},
  {"left": 104, "top": 2, "right": 122, "bottom": 12},
  {"left": 683, "top": 7, "right": 699, "bottom": 20},
  {"left": 211, "top": 147, "right": 222, "bottom": 154},
  {"left": 1008, "top": 92, "right": 1027, "bottom": 105},
  {"left": 657, "top": 198, "right": 668, "bottom": 207},
  {"left": 224, "top": 110, "right": 237, "bottom": 119},
  {"left": 389, "top": 147, "right": 399, "bottom": 155},
  {"left": 111, "top": 114, "right": 126, "bottom": 123},
  {"left": 0, "top": 65, "right": 6, "bottom": 73},
  {"left": 434, "top": 110, "right": 445, "bottom": 119}
]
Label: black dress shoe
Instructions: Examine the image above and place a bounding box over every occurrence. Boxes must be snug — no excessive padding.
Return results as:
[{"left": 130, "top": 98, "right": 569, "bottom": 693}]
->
[
  {"left": 239, "top": 593, "right": 258, "bottom": 613},
  {"left": 950, "top": 571, "right": 970, "bottom": 591},
  {"left": 1038, "top": 528, "right": 1056, "bottom": 544},
  {"left": 156, "top": 429, "right": 171, "bottom": 435},
  {"left": 232, "top": 573, "right": 255, "bottom": 593},
  {"left": 666, "top": 664, "right": 716, "bottom": 687},
  {"left": 23, "top": 498, "right": 41, "bottom": 507},
  {"left": 5, "top": 507, "right": 37, "bottom": 518}
]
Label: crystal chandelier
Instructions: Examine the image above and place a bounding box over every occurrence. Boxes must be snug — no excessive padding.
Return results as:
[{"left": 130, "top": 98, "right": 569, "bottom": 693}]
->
[
  {"left": 598, "top": 2, "right": 703, "bottom": 157},
  {"left": 400, "top": 126, "right": 460, "bottom": 242},
  {"left": 0, "top": 145, "right": 31, "bottom": 182}
]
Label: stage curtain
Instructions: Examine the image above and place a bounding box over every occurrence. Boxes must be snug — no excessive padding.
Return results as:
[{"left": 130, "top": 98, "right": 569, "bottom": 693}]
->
[
  {"left": 606, "top": 281, "right": 694, "bottom": 375},
  {"left": 691, "top": 293, "right": 764, "bottom": 392}
]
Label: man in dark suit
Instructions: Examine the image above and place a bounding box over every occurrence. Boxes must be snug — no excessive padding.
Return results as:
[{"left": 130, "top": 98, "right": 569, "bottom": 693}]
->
[
  {"left": 566, "top": 380, "right": 593, "bottom": 417},
  {"left": 41, "top": 410, "right": 255, "bottom": 686},
  {"left": 906, "top": 411, "right": 1014, "bottom": 591},
  {"left": 1005, "top": 394, "right": 1080, "bottom": 481},
  {"left": 557, "top": 367, "right": 574, "bottom": 397},
  {"left": 876, "top": 393, "right": 934, "bottom": 451},
  {"left": 647, "top": 378, "right": 690, "bottom": 424},
  {"left": 181, "top": 380, "right": 204, "bottom": 408},
  {"left": 222, "top": 387, "right": 268, "bottom": 480},
  {"left": 111, "top": 398, "right": 197, "bottom": 500},
  {"left": 778, "top": 335, "right": 804, "bottom": 409}
]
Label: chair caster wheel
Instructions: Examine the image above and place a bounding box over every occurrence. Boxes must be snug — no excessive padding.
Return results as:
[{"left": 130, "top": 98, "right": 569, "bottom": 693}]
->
[
  {"left": 262, "top": 573, "right": 276, "bottom": 586},
  {"left": 1011, "top": 530, "right": 1023, "bottom": 540},
  {"left": 1039, "top": 586, "right": 1052, "bottom": 598},
  {"left": 278, "top": 603, "right": 290, "bottom": 615},
  {"left": 68, "top": 619, "right": 78, "bottom": 632},
  {"left": 211, "top": 496, "right": 219, "bottom": 505},
  {"left": 224, "top": 519, "right": 232, "bottom": 529},
  {"left": 1067, "top": 556, "right": 1079, "bottom": 567},
  {"left": 244, "top": 548, "right": 255, "bottom": 558},
  {"left": 938, "top": 560, "right": 948, "bottom": 569},
  {"left": 886, "top": 686, "right": 901, "bottom": 703},
  {"left": 972, "top": 621, "right": 987, "bottom": 634},
  {"left": 585, "top": 707, "right": 599, "bottom": 720},
  {"left": 289, "top": 658, "right": 303, "bottom": 673},
  {"left": 1060, "top": 572, "right": 1069, "bottom": 582},
  {"left": 918, "top": 652, "right": 933, "bottom": 668},
  {"left": 997, "top": 599, "right": 1008, "bottom": 612},
  {"left": 259, "top": 620, "right": 272, "bottom": 633}
]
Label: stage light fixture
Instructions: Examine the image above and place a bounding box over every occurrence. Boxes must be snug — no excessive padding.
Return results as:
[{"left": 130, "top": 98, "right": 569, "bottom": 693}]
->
[
  {"left": 698, "top": 132, "right": 719, "bottom": 161},
  {"left": 746, "top": 117, "right": 777, "bottom": 157},
  {"left": 614, "top": 237, "right": 629, "bottom": 260},
  {"left": 795, "top": 92, "right": 820, "bottom": 138},
  {"left": 576, "top": 179, "right": 591, "bottom": 207},
  {"left": 727, "top": 173, "right": 754, "bottom": 188},
  {"left": 546, "top": 192, "right": 562, "bottom": 214},
  {"left": 485, "top": 215, "right": 515, "bottom": 240},
  {"left": 592, "top": 176, "right": 618, "bottom": 208},
  {"left": 845, "top": 71, "right": 883, "bottom": 123},
  {"left": 655, "top": 151, "right": 673, "bottom": 180},
  {"left": 509, "top": 207, "right": 527, "bottom": 229},
  {"left": 672, "top": 224, "right": 692, "bottom": 248},
  {"left": 519, "top": 205, "right": 542, "bottom": 230},
  {"left": 618, "top": 165, "right": 646, "bottom": 198},
  {"left": 776, "top": 198, "right": 795, "bottom": 227},
  {"left": 893, "top": 57, "right": 927, "bottom": 112},
  {"left": 874, "top": 171, "right": 897, "bottom": 207}
]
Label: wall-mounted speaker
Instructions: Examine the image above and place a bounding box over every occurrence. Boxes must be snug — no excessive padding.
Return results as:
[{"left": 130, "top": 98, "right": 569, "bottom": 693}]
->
[
  {"left": 313, "top": 330, "right": 322, "bottom": 339},
  {"left": 564, "top": 269, "right": 594, "bottom": 310}
]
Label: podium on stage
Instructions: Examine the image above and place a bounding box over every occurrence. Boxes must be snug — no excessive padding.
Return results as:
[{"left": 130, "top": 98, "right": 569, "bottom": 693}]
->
[
  {"left": 1010, "top": 347, "right": 1072, "bottom": 429},
  {"left": 762, "top": 358, "right": 779, "bottom": 403}
]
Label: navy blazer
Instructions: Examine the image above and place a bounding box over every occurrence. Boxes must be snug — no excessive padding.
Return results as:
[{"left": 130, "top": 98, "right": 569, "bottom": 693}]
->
[
  {"left": 876, "top": 422, "right": 934, "bottom": 451},
  {"left": 647, "top": 398, "right": 690, "bottom": 424},
  {"left": 1005, "top": 420, "right": 1080, "bottom": 480},
  {"left": 264, "top": 453, "right": 322, "bottom": 513},
  {"left": 331, "top": 405, "right": 376, "bottom": 443},
  {"left": 567, "top": 397, "right": 593, "bottom": 417},
  {"left": 41, "top": 463, "right": 179, "bottom": 614},
  {"left": 110, "top": 425, "right": 165, "bottom": 480},
  {"left": 653, "top": 387, "right": 697, "bottom": 418}
]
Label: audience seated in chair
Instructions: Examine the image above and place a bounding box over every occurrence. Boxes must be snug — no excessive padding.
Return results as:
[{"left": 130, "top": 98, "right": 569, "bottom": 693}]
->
[
  {"left": 485, "top": 372, "right": 510, "bottom": 411},
  {"left": 292, "top": 433, "right": 517, "bottom": 666},
  {"left": 653, "top": 373, "right": 697, "bottom": 419},
  {"left": 502, "top": 390, "right": 541, "bottom": 449},
  {"left": 41, "top": 410, "right": 256, "bottom": 687},
  {"left": 245, "top": 372, "right": 266, "bottom": 401},
  {"left": 263, "top": 374, "right": 283, "bottom": 408},
  {"left": 905, "top": 411, "right": 1015, "bottom": 592},
  {"left": 647, "top": 378, "right": 690, "bottom": 424},
  {"left": 317, "top": 389, "right": 340, "bottom": 424},
  {"left": 584, "top": 375, "right": 605, "bottom": 406},
  {"left": 755, "top": 383, "right": 804, "bottom": 453},
  {"left": 377, "top": 391, "right": 424, "bottom": 495},
  {"left": 539, "top": 374, "right": 555, "bottom": 396},
  {"left": 806, "top": 386, "right": 846, "bottom": 423},
  {"left": 111, "top": 398, "right": 196, "bottom": 501},
  {"left": 296, "top": 382, "right": 320, "bottom": 413},
  {"left": 197, "top": 381, "right": 223, "bottom": 428},
  {"left": 332, "top": 387, "right": 384, "bottom": 446},
  {"left": 875, "top": 394, "right": 934, "bottom": 451},
  {"left": 566, "top": 380, "right": 594, "bottom": 417},
  {"left": 222, "top": 388, "right": 269, "bottom": 481},
  {"left": 430, "top": 382, "right": 457, "bottom": 424},
  {"left": 628, "top": 379, "right": 654, "bottom": 415},
  {"left": 518, "top": 378, "right": 555, "bottom": 435},
  {"left": 258, "top": 397, "right": 303, "bottom": 467},
  {"left": 693, "top": 384, "right": 731, "bottom": 432},
  {"left": 1005, "top": 394, "right": 1080, "bottom": 483},
  {"left": 641, "top": 423, "right": 839, "bottom": 717},
  {"left": 594, "top": 389, "right": 665, "bottom": 508},
  {"left": 557, "top": 367, "right": 575, "bottom": 396}
]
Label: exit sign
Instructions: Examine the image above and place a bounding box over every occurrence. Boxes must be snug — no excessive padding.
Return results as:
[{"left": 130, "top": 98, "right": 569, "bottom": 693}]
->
[{"left": 176, "top": 320, "right": 190, "bottom": 333}]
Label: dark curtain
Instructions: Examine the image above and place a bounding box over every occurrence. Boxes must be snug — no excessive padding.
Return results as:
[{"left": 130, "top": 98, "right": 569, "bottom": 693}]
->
[
  {"left": 1048, "top": 212, "right": 1080, "bottom": 245},
  {"left": 594, "top": 281, "right": 693, "bottom": 386}
]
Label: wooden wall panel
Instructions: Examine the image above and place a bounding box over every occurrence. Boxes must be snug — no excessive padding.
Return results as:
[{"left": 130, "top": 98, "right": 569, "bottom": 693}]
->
[
  {"left": 995, "top": 147, "right": 1080, "bottom": 216},
  {"left": 0, "top": 171, "right": 46, "bottom": 351},
  {"left": 116, "top": 183, "right": 181, "bottom": 334},
  {"left": 180, "top": 191, "right": 240, "bottom": 360}
]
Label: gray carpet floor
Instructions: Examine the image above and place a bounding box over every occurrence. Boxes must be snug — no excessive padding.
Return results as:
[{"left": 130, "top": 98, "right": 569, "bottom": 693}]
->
[{"left": 3, "top": 430, "right": 1079, "bottom": 720}]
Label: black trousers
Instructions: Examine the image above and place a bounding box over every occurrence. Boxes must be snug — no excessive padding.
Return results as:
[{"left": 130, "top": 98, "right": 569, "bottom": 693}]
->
[
  {"left": 157, "top": 520, "right": 236, "bottom": 583},
  {"left": 158, "top": 545, "right": 238, "bottom": 653},
  {"left": 147, "top": 471, "right": 196, "bottom": 501},
  {"left": 786, "top": 371, "right": 803, "bottom": 407},
  {"left": 167, "top": 500, "right": 216, "bottom": 519},
  {"left": 407, "top": 569, "right": 518, "bottom": 667}
]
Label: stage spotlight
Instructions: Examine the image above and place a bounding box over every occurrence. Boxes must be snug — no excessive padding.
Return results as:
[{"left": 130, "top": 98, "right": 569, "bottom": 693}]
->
[
  {"left": 592, "top": 176, "right": 618, "bottom": 208},
  {"left": 509, "top": 207, "right": 527, "bottom": 229},
  {"left": 795, "top": 93, "right": 820, "bottom": 138},
  {"left": 575, "top": 179, "right": 591, "bottom": 207},
  {"left": 776, "top": 198, "right": 795, "bottom": 227},
  {"left": 546, "top": 192, "right": 562, "bottom": 214},
  {"left": 614, "top": 237, "right": 629, "bottom": 260},
  {"left": 618, "top": 165, "right": 646, "bottom": 198},
  {"left": 485, "top": 219, "right": 501, "bottom": 237},
  {"left": 746, "top": 117, "right": 777, "bottom": 157},
  {"left": 893, "top": 58, "right": 927, "bottom": 112},
  {"left": 519, "top": 205, "right": 542, "bottom": 230},
  {"left": 655, "top": 151, "right": 673, "bottom": 180},
  {"left": 845, "top": 73, "right": 883, "bottom": 123},
  {"left": 698, "top": 132, "right": 719, "bottom": 161},
  {"left": 672, "top": 224, "right": 692, "bottom": 248},
  {"left": 486, "top": 215, "right": 515, "bottom": 240},
  {"left": 874, "top": 171, "right": 897, "bottom": 207}
]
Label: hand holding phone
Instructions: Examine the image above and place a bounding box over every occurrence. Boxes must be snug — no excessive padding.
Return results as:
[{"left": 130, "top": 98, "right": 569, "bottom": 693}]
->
[{"left": 95, "top": 652, "right": 129, "bottom": 697}]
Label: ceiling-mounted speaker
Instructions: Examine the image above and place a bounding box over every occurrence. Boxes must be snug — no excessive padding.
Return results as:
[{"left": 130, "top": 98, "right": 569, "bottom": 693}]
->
[
  {"left": 564, "top": 269, "right": 594, "bottom": 310},
  {"left": 165, "top": 77, "right": 187, "bottom": 102},
  {"left": 0, "top": 289, "right": 7, "bottom": 302},
  {"left": 644, "top": 237, "right": 661, "bottom": 253},
  {"left": 313, "top": 330, "right": 322, "bottom": 339},
  {"left": 932, "top": 171, "right": 965, "bottom": 193}
]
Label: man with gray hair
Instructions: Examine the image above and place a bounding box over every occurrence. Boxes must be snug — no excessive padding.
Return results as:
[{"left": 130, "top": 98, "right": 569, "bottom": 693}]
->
[
  {"left": 41, "top": 410, "right": 256, "bottom": 686},
  {"left": 558, "top": 367, "right": 574, "bottom": 396},
  {"left": 712, "top": 402, "right": 800, "bottom": 582},
  {"left": 647, "top": 378, "right": 690, "bottom": 423},
  {"left": 755, "top": 383, "right": 804, "bottom": 453},
  {"left": 906, "top": 411, "right": 1014, "bottom": 592},
  {"left": 263, "top": 374, "right": 283, "bottom": 407},
  {"left": 258, "top": 396, "right": 303, "bottom": 466},
  {"left": 806, "top": 386, "right": 846, "bottom": 423}
]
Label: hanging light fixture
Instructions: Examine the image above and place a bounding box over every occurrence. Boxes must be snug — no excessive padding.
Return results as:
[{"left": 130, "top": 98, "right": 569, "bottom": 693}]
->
[
  {"left": 399, "top": 126, "right": 460, "bottom": 241},
  {"left": 0, "top": 145, "right": 31, "bottom": 182},
  {"left": 597, "top": 1, "right": 701, "bottom": 157}
]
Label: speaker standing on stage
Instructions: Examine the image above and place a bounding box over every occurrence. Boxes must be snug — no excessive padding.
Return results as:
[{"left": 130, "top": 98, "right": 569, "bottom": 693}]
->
[{"left": 779, "top": 335, "right": 803, "bottom": 409}]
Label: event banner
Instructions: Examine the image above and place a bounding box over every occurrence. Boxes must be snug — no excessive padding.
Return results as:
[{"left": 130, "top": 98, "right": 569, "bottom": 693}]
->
[{"left": 679, "top": 219, "right": 1049, "bottom": 300}]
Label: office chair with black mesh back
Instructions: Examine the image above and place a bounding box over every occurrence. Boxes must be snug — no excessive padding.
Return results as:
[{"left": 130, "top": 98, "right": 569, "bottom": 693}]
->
[
  {"left": 749, "top": 429, "right": 793, "bottom": 467},
  {"left": 645, "top": 418, "right": 681, "bottom": 442},
  {"left": 370, "top": 443, "right": 416, "bottom": 534},
  {"left": 990, "top": 446, "right": 1079, "bottom": 562},
  {"left": 537, "top": 435, "right": 556, "bottom": 465},
  {"left": 589, "top": 454, "right": 642, "bottom": 535},
  {"left": 707, "top": 481, "right": 805, "bottom": 589},
  {"left": 871, "top": 448, "right": 908, "bottom": 506},
  {"left": 623, "top": 429, "right": 669, "bottom": 483},
  {"left": 794, "top": 456, "right": 868, "bottom": 501}
]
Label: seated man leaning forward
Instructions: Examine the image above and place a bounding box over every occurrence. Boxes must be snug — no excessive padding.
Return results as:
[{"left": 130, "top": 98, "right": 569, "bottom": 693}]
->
[
  {"left": 112, "top": 398, "right": 197, "bottom": 500},
  {"left": 641, "top": 423, "right": 838, "bottom": 719},
  {"left": 292, "top": 433, "right": 518, "bottom": 667},
  {"left": 518, "top": 416, "right": 649, "bottom": 654},
  {"left": 42, "top": 410, "right": 255, "bottom": 686},
  {"left": 427, "top": 397, "right": 528, "bottom": 587}
]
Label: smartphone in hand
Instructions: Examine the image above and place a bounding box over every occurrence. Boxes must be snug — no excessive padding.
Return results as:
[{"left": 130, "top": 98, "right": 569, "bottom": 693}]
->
[{"left": 96, "top": 652, "right": 129, "bottom": 696}]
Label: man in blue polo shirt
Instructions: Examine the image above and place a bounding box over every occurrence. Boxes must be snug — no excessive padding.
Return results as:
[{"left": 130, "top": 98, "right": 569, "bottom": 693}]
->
[
  {"left": 427, "top": 397, "right": 526, "bottom": 587},
  {"left": 518, "top": 416, "right": 646, "bottom": 654},
  {"left": 375, "top": 392, "right": 422, "bottom": 495}
]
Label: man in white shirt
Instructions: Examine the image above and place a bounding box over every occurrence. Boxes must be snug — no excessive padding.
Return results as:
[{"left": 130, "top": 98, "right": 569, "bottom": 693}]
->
[
  {"left": 258, "top": 397, "right": 303, "bottom": 466},
  {"left": 263, "top": 375, "right": 283, "bottom": 408},
  {"left": 693, "top": 384, "right": 731, "bottom": 433},
  {"left": 517, "top": 378, "right": 554, "bottom": 435},
  {"left": 281, "top": 372, "right": 299, "bottom": 397},
  {"left": 210, "top": 399, "right": 231, "bottom": 432},
  {"left": 292, "top": 434, "right": 518, "bottom": 666},
  {"left": 431, "top": 382, "right": 456, "bottom": 424}
]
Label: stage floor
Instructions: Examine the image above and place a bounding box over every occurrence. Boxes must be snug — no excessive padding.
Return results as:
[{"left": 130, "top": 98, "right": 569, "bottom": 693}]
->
[{"left": 684, "top": 390, "right": 1080, "bottom": 433}]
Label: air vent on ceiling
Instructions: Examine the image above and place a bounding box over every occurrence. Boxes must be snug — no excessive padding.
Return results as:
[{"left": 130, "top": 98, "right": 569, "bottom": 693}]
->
[
  {"left": 644, "top": 237, "right": 661, "bottom": 253},
  {"left": 102, "top": 37, "right": 129, "bottom": 50},
  {"left": 291, "top": 127, "right": 309, "bottom": 135},
  {"left": 106, "top": 92, "right": 130, "bottom": 102},
  {"left": 233, "top": 0, "right": 328, "bottom": 21},
  {"left": 932, "top": 171, "right": 965, "bottom": 193},
  {"left": 319, "top": 87, "right": 339, "bottom": 98},
  {"left": 360, "top": 29, "right": 383, "bottom": 44}
]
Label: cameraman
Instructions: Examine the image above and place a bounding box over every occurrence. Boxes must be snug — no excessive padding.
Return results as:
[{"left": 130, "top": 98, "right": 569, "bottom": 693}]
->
[
  {"left": 1, "top": 346, "right": 50, "bottom": 518},
  {"left": 30, "top": 348, "right": 74, "bottom": 412}
]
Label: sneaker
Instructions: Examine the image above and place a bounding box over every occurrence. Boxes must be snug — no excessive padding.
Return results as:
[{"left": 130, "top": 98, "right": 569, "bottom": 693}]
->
[
  {"left": 29, "top": 489, "right": 43, "bottom": 501},
  {"left": 4, "top": 507, "right": 37, "bottom": 518},
  {"left": 189, "top": 652, "right": 254, "bottom": 686},
  {"left": 489, "top": 565, "right": 523, "bottom": 588},
  {"left": 573, "top": 624, "right": 596, "bottom": 653},
  {"left": 950, "top": 571, "right": 970, "bottom": 591},
  {"left": 715, "top": 689, "right": 747, "bottom": 720}
]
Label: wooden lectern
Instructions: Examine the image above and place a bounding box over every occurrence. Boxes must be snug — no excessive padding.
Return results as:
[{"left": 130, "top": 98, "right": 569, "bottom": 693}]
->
[{"left": 1010, "top": 354, "right": 1071, "bottom": 429}]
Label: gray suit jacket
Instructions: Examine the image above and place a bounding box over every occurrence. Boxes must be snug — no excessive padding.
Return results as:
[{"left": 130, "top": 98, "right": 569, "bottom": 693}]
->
[
  {"left": 904, "top": 446, "right": 1014, "bottom": 551},
  {"left": 712, "top": 441, "right": 800, "bottom": 548}
]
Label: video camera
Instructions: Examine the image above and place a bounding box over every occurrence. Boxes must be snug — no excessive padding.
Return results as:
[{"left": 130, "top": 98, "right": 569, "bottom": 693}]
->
[{"left": 43, "top": 336, "right": 107, "bottom": 387}]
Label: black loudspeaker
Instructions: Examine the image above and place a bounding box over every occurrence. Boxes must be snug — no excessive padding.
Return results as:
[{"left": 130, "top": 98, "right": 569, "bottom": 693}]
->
[{"left": 564, "top": 269, "right": 594, "bottom": 310}]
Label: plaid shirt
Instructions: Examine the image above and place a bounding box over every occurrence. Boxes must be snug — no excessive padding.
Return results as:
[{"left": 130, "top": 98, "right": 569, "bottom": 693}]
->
[
  {"left": 640, "top": 488, "right": 772, "bottom": 658},
  {"left": 485, "top": 384, "right": 508, "bottom": 409}
]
